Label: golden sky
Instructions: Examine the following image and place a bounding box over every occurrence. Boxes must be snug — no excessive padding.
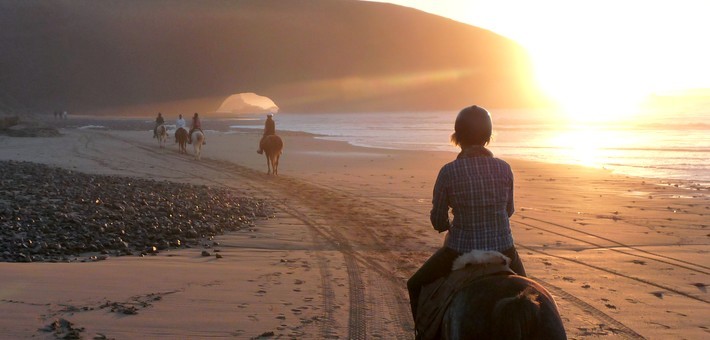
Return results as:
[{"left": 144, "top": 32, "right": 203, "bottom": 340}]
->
[{"left": 367, "top": 0, "right": 710, "bottom": 121}]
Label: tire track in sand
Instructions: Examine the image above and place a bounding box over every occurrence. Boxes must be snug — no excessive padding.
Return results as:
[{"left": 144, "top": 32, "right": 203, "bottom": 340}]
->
[
  {"left": 83, "top": 132, "right": 378, "bottom": 338},
  {"left": 71, "top": 132, "right": 346, "bottom": 338}
]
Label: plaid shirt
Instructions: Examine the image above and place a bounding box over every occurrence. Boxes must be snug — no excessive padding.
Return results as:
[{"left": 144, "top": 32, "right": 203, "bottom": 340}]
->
[{"left": 430, "top": 152, "right": 515, "bottom": 253}]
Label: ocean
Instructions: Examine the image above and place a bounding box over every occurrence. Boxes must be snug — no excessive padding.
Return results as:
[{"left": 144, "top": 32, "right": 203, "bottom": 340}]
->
[
  {"left": 228, "top": 111, "right": 709, "bottom": 186},
  {"left": 66, "top": 110, "right": 709, "bottom": 186}
]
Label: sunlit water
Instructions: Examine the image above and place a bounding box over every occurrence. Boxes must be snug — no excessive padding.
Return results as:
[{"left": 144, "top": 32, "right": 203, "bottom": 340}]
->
[
  {"left": 229, "top": 110, "right": 710, "bottom": 185},
  {"left": 69, "top": 109, "right": 709, "bottom": 185}
]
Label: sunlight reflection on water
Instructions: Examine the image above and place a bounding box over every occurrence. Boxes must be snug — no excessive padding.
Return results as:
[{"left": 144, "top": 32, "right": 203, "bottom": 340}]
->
[{"left": 264, "top": 111, "right": 709, "bottom": 184}]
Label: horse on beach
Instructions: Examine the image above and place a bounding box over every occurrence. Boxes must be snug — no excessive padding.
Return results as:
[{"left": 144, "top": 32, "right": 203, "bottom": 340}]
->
[
  {"left": 260, "top": 135, "right": 283, "bottom": 175},
  {"left": 175, "top": 128, "right": 188, "bottom": 154},
  {"left": 155, "top": 125, "right": 167, "bottom": 148},
  {"left": 416, "top": 250, "right": 566, "bottom": 340},
  {"left": 192, "top": 130, "right": 204, "bottom": 160}
]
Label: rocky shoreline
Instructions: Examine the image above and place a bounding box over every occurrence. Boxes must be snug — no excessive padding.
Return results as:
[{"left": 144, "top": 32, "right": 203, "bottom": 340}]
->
[{"left": 0, "top": 161, "right": 271, "bottom": 262}]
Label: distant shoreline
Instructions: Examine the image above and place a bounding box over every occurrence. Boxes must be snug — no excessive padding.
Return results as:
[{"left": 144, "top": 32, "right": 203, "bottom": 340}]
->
[{"left": 42, "top": 114, "right": 710, "bottom": 190}]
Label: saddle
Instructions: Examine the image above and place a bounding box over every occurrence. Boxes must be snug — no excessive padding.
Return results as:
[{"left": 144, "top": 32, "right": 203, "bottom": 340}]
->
[
  {"left": 416, "top": 250, "right": 515, "bottom": 340},
  {"left": 188, "top": 128, "right": 205, "bottom": 144}
]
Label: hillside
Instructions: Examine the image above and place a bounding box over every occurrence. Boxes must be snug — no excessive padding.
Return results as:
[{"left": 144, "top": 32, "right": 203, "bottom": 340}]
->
[{"left": 0, "top": 0, "right": 545, "bottom": 116}]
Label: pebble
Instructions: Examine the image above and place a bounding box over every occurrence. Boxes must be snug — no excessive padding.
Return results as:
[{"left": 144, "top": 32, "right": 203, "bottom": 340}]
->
[{"left": 0, "top": 161, "right": 271, "bottom": 262}]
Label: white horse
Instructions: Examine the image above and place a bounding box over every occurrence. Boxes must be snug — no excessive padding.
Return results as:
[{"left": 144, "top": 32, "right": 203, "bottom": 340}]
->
[
  {"left": 156, "top": 125, "right": 168, "bottom": 148},
  {"left": 192, "top": 130, "right": 204, "bottom": 160}
]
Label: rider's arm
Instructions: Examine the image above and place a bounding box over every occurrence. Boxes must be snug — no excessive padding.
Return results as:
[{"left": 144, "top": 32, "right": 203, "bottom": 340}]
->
[
  {"left": 506, "top": 167, "right": 515, "bottom": 217},
  {"left": 430, "top": 167, "right": 451, "bottom": 232}
]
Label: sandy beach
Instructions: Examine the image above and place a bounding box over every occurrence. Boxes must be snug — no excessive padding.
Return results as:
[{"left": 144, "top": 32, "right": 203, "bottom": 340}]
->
[{"left": 0, "top": 125, "right": 707, "bottom": 339}]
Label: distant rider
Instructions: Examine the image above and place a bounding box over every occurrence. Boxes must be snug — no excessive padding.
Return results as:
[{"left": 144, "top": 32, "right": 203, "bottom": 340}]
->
[
  {"left": 256, "top": 113, "right": 276, "bottom": 154},
  {"left": 175, "top": 114, "right": 186, "bottom": 143},
  {"left": 188, "top": 112, "right": 205, "bottom": 144},
  {"left": 154, "top": 112, "right": 164, "bottom": 138}
]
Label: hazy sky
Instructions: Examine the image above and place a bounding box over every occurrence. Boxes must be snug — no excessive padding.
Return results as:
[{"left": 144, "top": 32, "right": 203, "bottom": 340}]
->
[{"left": 365, "top": 0, "right": 710, "bottom": 118}]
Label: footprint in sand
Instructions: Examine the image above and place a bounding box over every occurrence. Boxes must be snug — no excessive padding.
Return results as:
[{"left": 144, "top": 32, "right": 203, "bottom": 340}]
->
[
  {"left": 691, "top": 283, "right": 707, "bottom": 292},
  {"left": 650, "top": 322, "right": 671, "bottom": 329},
  {"left": 666, "top": 310, "right": 687, "bottom": 317}
]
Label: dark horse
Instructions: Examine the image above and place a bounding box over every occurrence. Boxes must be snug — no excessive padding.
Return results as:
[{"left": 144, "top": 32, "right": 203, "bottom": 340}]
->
[
  {"left": 260, "top": 135, "right": 283, "bottom": 175},
  {"left": 417, "top": 254, "right": 566, "bottom": 340},
  {"left": 175, "top": 128, "right": 188, "bottom": 154},
  {"left": 442, "top": 275, "right": 566, "bottom": 339}
]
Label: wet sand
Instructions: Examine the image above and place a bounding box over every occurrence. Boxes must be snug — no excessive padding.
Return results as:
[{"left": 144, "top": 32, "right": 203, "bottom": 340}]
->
[{"left": 0, "top": 126, "right": 707, "bottom": 339}]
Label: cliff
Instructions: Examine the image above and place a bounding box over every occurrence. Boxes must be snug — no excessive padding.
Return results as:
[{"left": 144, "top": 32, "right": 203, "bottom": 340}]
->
[{"left": 0, "top": 0, "right": 545, "bottom": 115}]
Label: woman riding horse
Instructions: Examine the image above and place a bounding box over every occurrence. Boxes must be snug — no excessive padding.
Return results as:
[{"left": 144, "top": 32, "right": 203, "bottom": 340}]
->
[
  {"left": 407, "top": 105, "right": 527, "bottom": 336},
  {"left": 175, "top": 114, "right": 186, "bottom": 143},
  {"left": 257, "top": 113, "right": 276, "bottom": 154},
  {"left": 153, "top": 112, "right": 164, "bottom": 138},
  {"left": 188, "top": 112, "right": 205, "bottom": 145}
]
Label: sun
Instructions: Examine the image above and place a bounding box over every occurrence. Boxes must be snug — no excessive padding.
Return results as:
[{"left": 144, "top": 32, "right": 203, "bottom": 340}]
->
[
  {"left": 374, "top": 1, "right": 710, "bottom": 123},
  {"left": 468, "top": 0, "right": 710, "bottom": 123},
  {"left": 537, "top": 73, "right": 649, "bottom": 124}
]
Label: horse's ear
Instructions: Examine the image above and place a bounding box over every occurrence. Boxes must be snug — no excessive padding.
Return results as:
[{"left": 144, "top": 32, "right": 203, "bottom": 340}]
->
[{"left": 520, "top": 287, "right": 540, "bottom": 305}]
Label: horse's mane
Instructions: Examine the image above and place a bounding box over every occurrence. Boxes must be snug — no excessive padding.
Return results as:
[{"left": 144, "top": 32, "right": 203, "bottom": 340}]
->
[{"left": 491, "top": 286, "right": 541, "bottom": 339}]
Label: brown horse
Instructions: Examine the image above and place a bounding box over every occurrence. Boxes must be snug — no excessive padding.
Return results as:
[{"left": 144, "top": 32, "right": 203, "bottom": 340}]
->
[
  {"left": 260, "top": 135, "right": 283, "bottom": 175},
  {"left": 175, "top": 128, "right": 188, "bottom": 154},
  {"left": 417, "top": 251, "right": 566, "bottom": 340},
  {"left": 439, "top": 274, "right": 566, "bottom": 339}
]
